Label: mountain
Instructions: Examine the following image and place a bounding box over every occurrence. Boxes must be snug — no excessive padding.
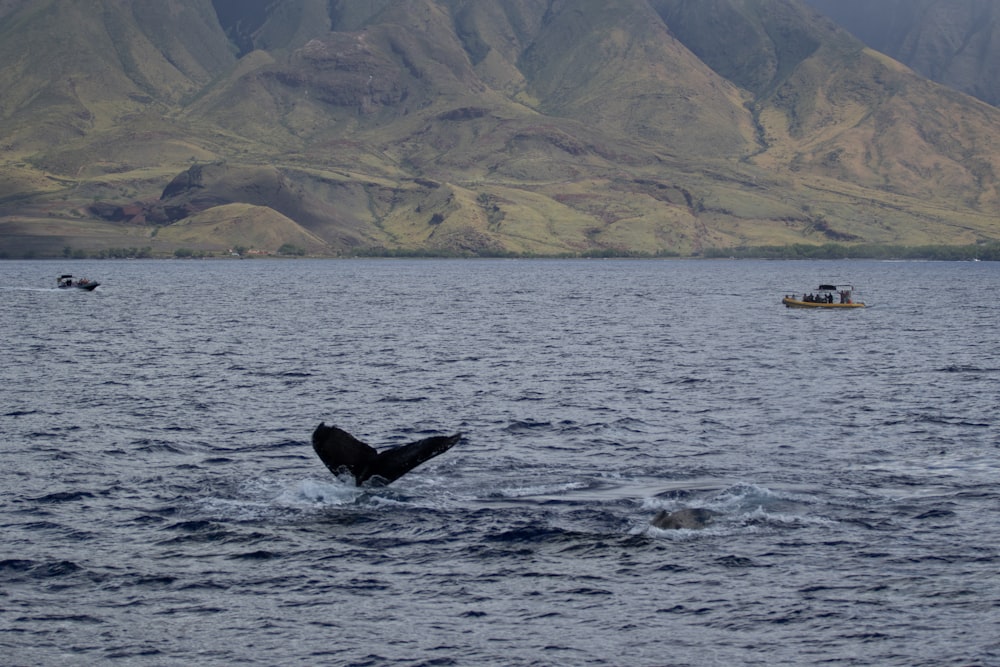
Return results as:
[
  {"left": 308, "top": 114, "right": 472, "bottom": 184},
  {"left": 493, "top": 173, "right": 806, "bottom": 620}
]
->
[
  {"left": 804, "top": 0, "right": 1000, "bottom": 107},
  {"left": 2, "top": 0, "right": 999, "bottom": 258}
]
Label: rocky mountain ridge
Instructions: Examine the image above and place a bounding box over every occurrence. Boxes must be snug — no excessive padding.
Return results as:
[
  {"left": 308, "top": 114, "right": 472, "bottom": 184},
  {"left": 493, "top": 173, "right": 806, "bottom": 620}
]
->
[
  {"left": 1, "top": 0, "right": 999, "bottom": 257},
  {"left": 805, "top": 0, "right": 1000, "bottom": 106}
]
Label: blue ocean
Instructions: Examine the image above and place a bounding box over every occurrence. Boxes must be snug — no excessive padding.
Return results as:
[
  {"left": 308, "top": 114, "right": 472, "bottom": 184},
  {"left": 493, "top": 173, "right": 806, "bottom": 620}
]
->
[{"left": 2, "top": 258, "right": 998, "bottom": 666}]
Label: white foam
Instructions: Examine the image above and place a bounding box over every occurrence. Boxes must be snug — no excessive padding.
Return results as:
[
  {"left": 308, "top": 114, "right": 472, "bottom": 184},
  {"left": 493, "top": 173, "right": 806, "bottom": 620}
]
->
[
  {"left": 275, "top": 479, "right": 362, "bottom": 507},
  {"left": 493, "top": 480, "right": 590, "bottom": 498}
]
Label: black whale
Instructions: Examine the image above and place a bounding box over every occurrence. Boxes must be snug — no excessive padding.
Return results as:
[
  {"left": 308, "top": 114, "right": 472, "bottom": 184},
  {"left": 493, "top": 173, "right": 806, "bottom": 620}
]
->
[
  {"left": 650, "top": 507, "right": 719, "bottom": 530},
  {"left": 311, "top": 422, "right": 462, "bottom": 486}
]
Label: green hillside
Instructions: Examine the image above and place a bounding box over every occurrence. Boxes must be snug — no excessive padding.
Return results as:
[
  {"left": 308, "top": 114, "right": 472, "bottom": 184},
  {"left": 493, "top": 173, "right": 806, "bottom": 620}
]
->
[{"left": 1, "top": 0, "right": 999, "bottom": 258}]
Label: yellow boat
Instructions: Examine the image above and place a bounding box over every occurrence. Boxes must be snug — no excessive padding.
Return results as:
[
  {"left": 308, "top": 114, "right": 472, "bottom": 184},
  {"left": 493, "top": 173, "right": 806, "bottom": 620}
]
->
[{"left": 783, "top": 284, "right": 865, "bottom": 308}]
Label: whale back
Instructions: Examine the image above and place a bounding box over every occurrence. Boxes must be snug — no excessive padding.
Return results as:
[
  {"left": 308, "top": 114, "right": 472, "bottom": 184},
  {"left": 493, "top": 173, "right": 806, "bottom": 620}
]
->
[{"left": 650, "top": 507, "right": 718, "bottom": 530}]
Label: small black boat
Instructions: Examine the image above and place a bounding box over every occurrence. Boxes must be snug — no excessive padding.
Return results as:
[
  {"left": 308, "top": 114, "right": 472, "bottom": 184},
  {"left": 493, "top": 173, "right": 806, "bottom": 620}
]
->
[{"left": 57, "top": 274, "right": 100, "bottom": 291}]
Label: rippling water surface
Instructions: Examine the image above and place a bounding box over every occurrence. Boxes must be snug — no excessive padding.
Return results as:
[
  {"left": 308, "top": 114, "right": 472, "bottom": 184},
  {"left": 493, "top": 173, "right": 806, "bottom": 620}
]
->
[{"left": 2, "top": 258, "right": 998, "bottom": 666}]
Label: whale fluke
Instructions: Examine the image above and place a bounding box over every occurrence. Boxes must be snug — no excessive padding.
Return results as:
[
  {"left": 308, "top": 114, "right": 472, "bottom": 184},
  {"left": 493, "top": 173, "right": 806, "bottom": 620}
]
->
[
  {"left": 311, "top": 422, "right": 462, "bottom": 486},
  {"left": 650, "top": 508, "right": 719, "bottom": 530}
]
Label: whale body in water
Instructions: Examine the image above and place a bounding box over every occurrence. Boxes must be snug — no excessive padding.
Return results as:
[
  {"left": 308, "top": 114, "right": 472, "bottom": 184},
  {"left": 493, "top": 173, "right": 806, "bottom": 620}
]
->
[
  {"left": 650, "top": 507, "right": 719, "bottom": 530},
  {"left": 311, "top": 422, "right": 462, "bottom": 486}
]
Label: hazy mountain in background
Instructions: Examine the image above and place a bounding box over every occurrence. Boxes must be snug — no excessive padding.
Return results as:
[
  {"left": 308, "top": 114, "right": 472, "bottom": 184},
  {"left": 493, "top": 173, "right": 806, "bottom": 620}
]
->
[
  {"left": 804, "top": 0, "right": 1000, "bottom": 106},
  {"left": 2, "top": 0, "right": 999, "bottom": 258}
]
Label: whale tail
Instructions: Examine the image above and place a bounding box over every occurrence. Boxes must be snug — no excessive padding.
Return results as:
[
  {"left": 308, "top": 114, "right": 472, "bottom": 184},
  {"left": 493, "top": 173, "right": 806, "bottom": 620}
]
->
[{"left": 312, "top": 423, "right": 462, "bottom": 486}]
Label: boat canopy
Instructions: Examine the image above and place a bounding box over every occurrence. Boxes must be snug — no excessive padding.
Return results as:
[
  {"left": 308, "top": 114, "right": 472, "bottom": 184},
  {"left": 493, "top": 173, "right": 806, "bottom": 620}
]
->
[{"left": 818, "top": 284, "right": 838, "bottom": 291}]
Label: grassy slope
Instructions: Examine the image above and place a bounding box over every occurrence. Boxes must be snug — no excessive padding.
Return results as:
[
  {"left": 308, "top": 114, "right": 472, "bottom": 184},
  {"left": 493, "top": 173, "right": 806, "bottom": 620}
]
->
[{"left": 2, "top": 0, "right": 1000, "bottom": 258}]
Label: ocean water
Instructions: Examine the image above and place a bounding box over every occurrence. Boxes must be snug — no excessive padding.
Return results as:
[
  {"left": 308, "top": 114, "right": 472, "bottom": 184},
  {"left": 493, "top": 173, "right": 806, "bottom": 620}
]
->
[{"left": 1, "top": 258, "right": 998, "bottom": 666}]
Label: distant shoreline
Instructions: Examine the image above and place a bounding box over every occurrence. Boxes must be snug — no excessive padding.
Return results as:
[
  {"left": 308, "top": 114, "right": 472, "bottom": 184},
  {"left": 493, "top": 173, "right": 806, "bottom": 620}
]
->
[{"left": 3, "top": 242, "right": 998, "bottom": 262}]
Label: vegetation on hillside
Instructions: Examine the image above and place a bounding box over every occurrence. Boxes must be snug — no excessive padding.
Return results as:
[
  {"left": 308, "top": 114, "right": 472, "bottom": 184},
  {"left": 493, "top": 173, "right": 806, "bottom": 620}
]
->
[
  {"left": 2, "top": 0, "right": 1000, "bottom": 258},
  {"left": 703, "top": 242, "right": 1000, "bottom": 261}
]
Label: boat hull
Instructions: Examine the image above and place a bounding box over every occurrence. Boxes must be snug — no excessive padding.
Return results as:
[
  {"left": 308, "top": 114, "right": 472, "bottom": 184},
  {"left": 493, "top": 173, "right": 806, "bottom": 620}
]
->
[{"left": 783, "top": 297, "right": 864, "bottom": 309}]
